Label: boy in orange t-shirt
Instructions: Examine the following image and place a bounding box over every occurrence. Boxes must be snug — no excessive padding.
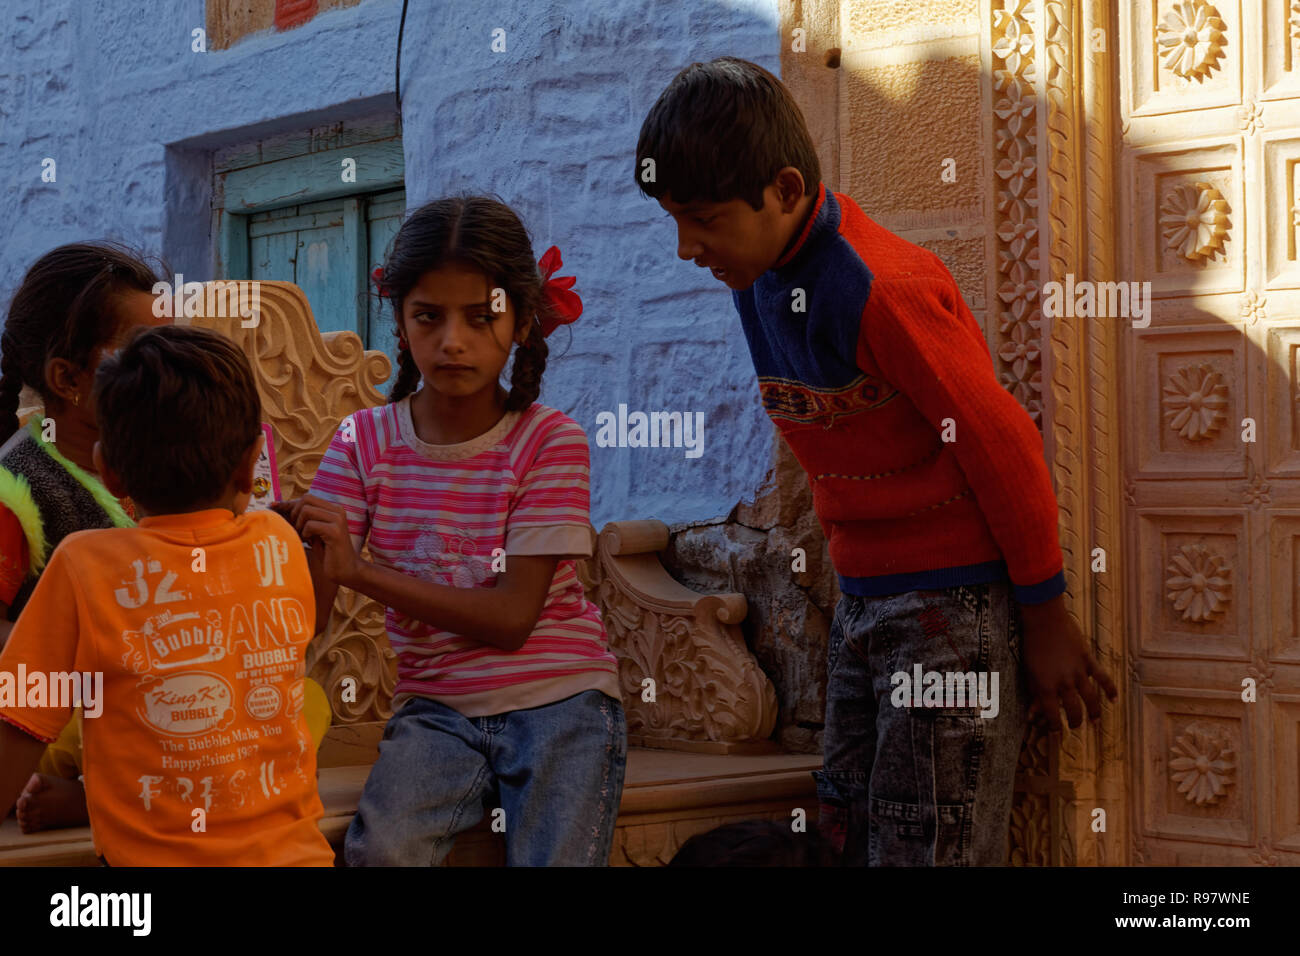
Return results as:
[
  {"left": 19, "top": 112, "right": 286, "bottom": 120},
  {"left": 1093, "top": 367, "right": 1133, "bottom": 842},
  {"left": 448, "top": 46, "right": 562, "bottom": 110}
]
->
[{"left": 0, "top": 325, "right": 335, "bottom": 866}]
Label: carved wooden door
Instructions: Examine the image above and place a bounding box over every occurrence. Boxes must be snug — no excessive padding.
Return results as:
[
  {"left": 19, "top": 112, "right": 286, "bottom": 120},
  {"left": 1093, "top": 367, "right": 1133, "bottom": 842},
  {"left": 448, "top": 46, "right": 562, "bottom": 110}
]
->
[{"left": 1119, "top": 0, "right": 1300, "bottom": 865}]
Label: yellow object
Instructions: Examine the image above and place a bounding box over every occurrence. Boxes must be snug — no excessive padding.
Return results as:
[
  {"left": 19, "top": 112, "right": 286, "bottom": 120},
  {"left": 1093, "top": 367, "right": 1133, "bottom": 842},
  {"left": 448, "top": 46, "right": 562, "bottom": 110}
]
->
[
  {"left": 35, "top": 709, "right": 82, "bottom": 778},
  {"left": 303, "top": 676, "right": 332, "bottom": 750}
]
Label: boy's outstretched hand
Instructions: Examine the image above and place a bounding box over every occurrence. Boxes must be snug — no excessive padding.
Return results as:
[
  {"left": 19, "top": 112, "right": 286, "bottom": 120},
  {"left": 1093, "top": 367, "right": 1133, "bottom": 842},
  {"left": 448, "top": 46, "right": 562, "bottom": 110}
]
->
[
  {"left": 1019, "top": 594, "right": 1118, "bottom": 733},
  {"left": 272, "top": 494, "right": 360, "bottom": 588}
]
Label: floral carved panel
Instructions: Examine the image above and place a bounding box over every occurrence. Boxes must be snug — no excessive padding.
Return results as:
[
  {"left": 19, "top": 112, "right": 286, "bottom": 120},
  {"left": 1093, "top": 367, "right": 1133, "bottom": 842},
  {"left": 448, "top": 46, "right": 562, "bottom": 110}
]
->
[
  {"left": 1158, "top": 183, "right": 1231, "bottom": 263},
  {"left": 1265, "top": 517, "right": 1300, "bottom": 663},
  {"left": 1263, "top": 0, "right": 1300, "bottom": 93},
  {"left": 1165, "top": 544, "right": 1232, "bottom": 624},
  {"left": 1129, "top": 0, "right": 1242, "bottom": 114},
  {"left": 1130, "top": 142, "right": 1243, "bottom": 294},
  {"left": 1264, "top": 327, "right": 1300, "bottom": 476},
  {"left": 1132, "top": 331, "right": 1246, "bottom": 477},
  {"left": 1269, "top": 699, "right": 1300, "bottom": 852},
  {"left": 1140, "top": 691, "right": 1252, "bottom": 845},
  {"left": 1138, "top": 515, "right": 1248, "bottom": 658},
  {"left": 1169, "top": 723, "right": 1236, "bottom": 805},
  {"left": 1162, "top": 363, "right": 1229, "bottom": 442},
  {"left": 1262, "top": 137, "right": 1300, "bottom": 288},
  {"left": 1118, "top": 0, "right": 1300, "bottom": 865},
  {"left": 1137, "top": 513, "right": 1248, "bottom": 658},
  {"left": 1156, "top": 1, "right": 1227, "bottom": 82}
]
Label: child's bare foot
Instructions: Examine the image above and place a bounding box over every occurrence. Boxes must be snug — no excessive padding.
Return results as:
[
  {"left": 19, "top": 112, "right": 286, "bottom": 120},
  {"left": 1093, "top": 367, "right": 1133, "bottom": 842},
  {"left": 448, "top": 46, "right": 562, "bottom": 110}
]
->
[{"left": 15, "top": 773, "right": 89, "bottom": 832}]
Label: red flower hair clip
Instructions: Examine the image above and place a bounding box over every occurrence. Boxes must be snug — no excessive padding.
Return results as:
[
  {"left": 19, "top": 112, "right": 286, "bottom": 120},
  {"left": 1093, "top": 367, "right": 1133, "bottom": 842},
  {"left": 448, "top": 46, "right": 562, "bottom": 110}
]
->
[
  {"left": 537, "top": 245, "right": 582, "bottom": 337},
  {"left": 371, "top": 265, "right": 389, "bottom": 298}
]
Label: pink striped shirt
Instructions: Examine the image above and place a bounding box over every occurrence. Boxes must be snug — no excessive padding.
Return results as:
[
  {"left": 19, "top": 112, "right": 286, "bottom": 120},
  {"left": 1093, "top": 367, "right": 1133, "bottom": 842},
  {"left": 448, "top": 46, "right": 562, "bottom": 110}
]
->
[{"left": 310, "top": 394, "right": 621, "bottom": 717}]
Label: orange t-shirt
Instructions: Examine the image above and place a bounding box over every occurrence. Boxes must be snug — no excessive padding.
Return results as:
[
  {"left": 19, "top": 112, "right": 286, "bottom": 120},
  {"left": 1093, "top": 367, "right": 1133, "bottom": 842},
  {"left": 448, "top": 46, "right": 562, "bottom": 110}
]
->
[{"left": 0, "top": 508, "right": 334, "bottom": 866}]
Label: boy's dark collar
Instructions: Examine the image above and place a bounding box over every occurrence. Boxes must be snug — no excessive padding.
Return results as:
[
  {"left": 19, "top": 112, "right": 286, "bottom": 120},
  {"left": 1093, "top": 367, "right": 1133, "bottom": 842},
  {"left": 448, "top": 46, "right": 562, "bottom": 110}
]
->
[{"left": 770, "top": 183, "right": 835, "bottom": 278}]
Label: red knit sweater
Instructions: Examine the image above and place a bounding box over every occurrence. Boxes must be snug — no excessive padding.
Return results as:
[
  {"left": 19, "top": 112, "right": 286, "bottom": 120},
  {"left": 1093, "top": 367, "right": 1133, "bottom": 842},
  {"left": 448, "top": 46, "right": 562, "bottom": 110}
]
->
[{"left": 733, "top": 184, "right": 1065, "bottom": 603}]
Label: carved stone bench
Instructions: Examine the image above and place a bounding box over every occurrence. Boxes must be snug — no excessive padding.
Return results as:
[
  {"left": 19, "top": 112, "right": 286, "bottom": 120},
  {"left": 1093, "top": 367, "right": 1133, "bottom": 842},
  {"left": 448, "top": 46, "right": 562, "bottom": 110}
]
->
[{"left": 0, "top": 282, "right": 819, "bottom": 866}]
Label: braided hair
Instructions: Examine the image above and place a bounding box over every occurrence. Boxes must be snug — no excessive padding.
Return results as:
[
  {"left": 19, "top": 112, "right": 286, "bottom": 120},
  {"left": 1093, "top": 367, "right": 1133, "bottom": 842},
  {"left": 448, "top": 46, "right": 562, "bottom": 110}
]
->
[
  {"left": 0, "top": 242, "right": 161, "bottom": 443},
  {"left": 375, "top": 196, "right": 555, "bottom": 411}
]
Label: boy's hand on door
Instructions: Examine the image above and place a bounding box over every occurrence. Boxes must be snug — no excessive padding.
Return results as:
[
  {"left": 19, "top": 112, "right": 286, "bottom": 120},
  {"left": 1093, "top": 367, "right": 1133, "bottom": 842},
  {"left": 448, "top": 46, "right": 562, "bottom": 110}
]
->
[{"left": 1019, "top": 594, "right": 1118, "bottom": 732}]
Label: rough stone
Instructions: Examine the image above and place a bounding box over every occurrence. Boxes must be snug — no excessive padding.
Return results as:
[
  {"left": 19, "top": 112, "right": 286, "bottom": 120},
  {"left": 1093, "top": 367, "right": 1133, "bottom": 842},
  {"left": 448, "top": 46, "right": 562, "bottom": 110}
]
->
[
  {"left": 779, "top": 725, "right": 817, "bottom": 754},
  {"left": 663, "top": 483, "right": 840, "bottom": 746},
  {"left": 734, "top": 431, "right": 813, "bottom": 531}
]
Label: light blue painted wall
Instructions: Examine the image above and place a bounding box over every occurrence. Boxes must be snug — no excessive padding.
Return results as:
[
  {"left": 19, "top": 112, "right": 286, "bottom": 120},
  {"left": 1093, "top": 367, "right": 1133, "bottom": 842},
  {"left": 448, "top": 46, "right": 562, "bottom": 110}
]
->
[{"left": 0, "top": 0, "right": 780, "bottom": 528}]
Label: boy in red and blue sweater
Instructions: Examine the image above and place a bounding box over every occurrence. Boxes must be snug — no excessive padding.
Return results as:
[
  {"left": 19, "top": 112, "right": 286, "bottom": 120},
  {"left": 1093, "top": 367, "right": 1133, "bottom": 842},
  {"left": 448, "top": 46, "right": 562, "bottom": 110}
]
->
[{"left": 635, "top": 57, "right": 1116, "bottom": 865}]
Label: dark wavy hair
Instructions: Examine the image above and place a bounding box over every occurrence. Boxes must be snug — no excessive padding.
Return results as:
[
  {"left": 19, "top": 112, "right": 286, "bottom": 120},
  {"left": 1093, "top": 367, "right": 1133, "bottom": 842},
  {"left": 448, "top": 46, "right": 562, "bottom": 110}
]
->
[
  {"left": 635, "top": 56, "right": 821, "bottom": 210},
  {"left": 0, "top": 241, "right": 161, "bottom": 443},
  {"left": 93, "top": 325, "right": 261, "bottom": 515},
  {"left": 374, "top": 196, "right": 557, "bottom": 411}
]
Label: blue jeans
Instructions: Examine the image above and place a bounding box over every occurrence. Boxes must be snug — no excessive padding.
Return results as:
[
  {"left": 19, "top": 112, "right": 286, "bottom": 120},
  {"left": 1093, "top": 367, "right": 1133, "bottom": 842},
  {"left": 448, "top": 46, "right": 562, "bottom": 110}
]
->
[
  {"left": 344, "top": 690, "right": 627, "bottom": 866},
  {"left": 813, "top": 581, "right": 1028, "bottom": 866}
]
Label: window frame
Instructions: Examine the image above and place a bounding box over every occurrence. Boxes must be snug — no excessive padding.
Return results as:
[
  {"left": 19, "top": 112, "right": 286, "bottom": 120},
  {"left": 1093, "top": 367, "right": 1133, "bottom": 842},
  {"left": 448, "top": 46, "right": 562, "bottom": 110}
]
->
[{"left": 212, "top": 122, "right": 404, "bottom": 338}]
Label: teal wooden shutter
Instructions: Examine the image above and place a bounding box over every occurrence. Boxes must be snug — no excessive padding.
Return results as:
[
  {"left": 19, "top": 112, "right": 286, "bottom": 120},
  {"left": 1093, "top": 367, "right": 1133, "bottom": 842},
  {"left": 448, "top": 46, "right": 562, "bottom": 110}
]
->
[
  {"left": 213, "top": 123, "right": 405, "bottom": 360},
  {"left": 365, "top": 189, "right": 405, "bottom": 359},
  {"left": 248, "top": 198, "right": 351, "bottom": 334},
  {"left": 245, "top": 188, "right": 405, "bottom": 348}
]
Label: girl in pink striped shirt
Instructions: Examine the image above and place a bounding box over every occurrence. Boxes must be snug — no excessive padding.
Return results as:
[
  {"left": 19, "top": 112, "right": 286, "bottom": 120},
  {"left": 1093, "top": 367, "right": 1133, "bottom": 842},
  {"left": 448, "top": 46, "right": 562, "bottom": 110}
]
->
[{"left": 278, "top": 196, "right": 626, "bottom": 866}]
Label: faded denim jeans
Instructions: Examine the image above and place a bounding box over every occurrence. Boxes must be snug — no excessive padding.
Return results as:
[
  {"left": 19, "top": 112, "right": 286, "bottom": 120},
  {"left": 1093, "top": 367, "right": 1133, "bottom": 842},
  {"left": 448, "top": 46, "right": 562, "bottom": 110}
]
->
[
  {"left": 345, "top": 690, "right": 627, "bottom": 866},
  {"left": 814, "top": 581, "right": 1028, "bottom": 866}
]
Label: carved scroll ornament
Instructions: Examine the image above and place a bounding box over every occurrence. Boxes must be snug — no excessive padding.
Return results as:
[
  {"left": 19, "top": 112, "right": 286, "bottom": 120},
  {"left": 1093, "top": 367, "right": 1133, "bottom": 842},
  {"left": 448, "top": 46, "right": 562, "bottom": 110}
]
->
[
  {"left": 189, "top": 281, "right": 397, "bottom": 724},
  {"left": 578, "top": 520, "right": 778, "bottom": 753}
]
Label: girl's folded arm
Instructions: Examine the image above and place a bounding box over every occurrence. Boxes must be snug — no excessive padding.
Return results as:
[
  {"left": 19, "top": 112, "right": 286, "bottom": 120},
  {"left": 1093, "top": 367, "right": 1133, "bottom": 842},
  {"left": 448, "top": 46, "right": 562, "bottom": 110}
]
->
[
  {"left": 291, "top": 492, "right": 558, "bottom": 650},
  {"left": 350, "top": 554, "right": 558, "bottom": 652}
]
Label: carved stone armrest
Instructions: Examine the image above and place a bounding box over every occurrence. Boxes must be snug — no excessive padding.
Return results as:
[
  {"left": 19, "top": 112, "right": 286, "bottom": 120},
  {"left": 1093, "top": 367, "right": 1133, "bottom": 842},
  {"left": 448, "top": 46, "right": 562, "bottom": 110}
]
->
[
  {"left": 188, "top": 282, "right": 397, "bottom": 746},
  {"left": 579, "top": 520, "right": 779, "bottom": 754}
]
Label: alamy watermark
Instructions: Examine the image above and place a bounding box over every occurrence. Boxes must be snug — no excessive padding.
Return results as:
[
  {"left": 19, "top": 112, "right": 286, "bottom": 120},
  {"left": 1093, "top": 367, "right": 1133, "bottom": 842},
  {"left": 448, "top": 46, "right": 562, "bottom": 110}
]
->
[
  {"left": 890, "top": 665, "right": 1000, "bottom": 718},
  {"left": 594, "top": 404, "right": 705, "bottom": 459},
  {"left": 50, "top": 886, "right": 150, "bottom": 935},
  {"left": 1041, "top": 273, "right": 1152, "bottom": 328},
  {"left": 0, "top": 665, "right": 103, "bottom": 718},
  {"left": 152, "top": 274, "right": 261, "bottom": 327}
]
